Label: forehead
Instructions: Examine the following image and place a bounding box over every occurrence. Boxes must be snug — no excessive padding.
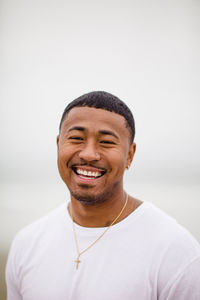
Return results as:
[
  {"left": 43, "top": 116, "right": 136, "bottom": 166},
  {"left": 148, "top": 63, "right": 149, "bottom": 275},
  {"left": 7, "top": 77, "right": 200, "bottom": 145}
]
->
[{"left": 61, "top": 107, "right": 129, "bottom": 137}]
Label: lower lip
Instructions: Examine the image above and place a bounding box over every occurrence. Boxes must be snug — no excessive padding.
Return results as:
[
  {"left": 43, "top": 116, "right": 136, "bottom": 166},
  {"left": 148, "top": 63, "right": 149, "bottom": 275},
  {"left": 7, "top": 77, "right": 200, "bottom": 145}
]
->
[{"left": 73, "top": 171, "right": 103, "bottom": 184}]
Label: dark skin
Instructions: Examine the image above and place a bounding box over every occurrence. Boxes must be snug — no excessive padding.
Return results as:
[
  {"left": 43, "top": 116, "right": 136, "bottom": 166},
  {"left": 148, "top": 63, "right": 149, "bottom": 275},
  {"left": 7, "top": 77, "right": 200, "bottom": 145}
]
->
[{"left": 57, "top": 107, "right": 142, "bottom": 227}]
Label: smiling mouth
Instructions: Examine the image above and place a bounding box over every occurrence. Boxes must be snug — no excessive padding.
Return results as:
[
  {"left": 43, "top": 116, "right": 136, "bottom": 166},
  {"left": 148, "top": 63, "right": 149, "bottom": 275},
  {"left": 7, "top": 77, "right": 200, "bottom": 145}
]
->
[{"left": 72, "top": 166, "right": 106, "bottom": 179}]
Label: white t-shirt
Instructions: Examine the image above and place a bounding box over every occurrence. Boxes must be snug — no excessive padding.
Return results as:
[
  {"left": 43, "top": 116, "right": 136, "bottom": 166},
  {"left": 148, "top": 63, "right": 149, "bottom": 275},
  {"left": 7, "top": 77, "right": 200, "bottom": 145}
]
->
[{"left": 6, "top": 201, "right": 200, "bottom": 300}]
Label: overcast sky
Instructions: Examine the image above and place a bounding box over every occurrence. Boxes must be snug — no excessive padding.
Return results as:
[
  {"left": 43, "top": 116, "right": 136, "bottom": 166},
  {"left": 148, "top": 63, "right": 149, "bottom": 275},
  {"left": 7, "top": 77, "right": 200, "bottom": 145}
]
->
[{"left": 1, "top": 0, "right": 200, "bottom": 184}]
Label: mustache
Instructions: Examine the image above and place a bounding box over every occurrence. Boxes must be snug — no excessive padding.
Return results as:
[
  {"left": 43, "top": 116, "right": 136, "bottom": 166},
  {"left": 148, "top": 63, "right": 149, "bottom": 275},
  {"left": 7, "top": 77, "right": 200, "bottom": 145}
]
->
[{"left": 69, "top": 162, "right": 107, "bottom": 171}]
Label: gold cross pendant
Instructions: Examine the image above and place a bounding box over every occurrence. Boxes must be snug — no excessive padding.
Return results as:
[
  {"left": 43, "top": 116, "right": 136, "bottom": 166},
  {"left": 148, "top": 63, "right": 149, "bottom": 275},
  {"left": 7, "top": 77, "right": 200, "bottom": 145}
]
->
[{"left": 75, "top": 257, "right": 81, "bottom": 269}]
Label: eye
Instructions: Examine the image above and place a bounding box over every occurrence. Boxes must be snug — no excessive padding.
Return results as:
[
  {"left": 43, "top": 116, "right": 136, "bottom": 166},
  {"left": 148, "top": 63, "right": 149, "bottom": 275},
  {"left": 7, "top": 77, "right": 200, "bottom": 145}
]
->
[
  {"left": 100, "top": 140, "right": 115, "bottom": 145},
  {"left": 68, "top": 136, "right": 84, "bottom": 141}
]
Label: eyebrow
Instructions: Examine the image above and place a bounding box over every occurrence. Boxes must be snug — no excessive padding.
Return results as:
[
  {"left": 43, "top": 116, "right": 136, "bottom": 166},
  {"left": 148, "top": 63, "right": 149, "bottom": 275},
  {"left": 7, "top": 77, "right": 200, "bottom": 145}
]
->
[
  {"left": 68, "top": 127, "right": 119, "bottom": 139},
  {"left": 68, "top": 126, "right": 85, "bottom": 132},
  {"left": 99, "top": 130, "right": 119, "bottom": 140}
]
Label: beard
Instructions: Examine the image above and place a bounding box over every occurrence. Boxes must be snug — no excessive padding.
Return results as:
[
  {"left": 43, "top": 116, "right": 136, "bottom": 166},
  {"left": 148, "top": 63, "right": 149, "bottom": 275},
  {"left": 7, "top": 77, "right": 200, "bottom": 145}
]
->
[{"left": 69, "top": 183, "right": 118, "bottom": 206}]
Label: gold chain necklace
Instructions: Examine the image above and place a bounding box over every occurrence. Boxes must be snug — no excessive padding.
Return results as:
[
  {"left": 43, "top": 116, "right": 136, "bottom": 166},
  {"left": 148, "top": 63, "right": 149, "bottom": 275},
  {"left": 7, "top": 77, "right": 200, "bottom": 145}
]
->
[{"left": 69, "top": 193, "right": 128, "bottom": 270}]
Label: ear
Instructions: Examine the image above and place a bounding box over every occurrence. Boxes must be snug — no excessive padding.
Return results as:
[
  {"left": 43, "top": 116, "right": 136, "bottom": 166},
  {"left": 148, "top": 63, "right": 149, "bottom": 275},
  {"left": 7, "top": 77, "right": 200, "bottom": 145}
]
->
[
  {"left": 126, "top": 143, "right": 136, "bottom": 169},
  {"left": 56, "top": 135, "right": 59, "bottom": 150}
]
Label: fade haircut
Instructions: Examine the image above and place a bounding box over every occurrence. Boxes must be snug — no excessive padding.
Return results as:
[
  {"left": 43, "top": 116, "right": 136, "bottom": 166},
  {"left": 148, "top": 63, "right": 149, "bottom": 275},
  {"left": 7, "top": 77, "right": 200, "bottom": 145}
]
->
[{"left": 59, "top": 91, "right": 135, "bottom": 143}]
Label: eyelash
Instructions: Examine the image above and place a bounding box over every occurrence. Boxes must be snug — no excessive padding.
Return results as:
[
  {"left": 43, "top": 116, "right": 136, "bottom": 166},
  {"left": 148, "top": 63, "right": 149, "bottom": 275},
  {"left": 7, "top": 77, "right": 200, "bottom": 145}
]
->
[
  {"left": 69, "top": 137, "right": 83, "bottom": 140},
  {"left": 68, "top": 137, "right": 115, "bottom": 145},
  {"left": 100, "top": 140, "right": 115, "bottom": 144}
]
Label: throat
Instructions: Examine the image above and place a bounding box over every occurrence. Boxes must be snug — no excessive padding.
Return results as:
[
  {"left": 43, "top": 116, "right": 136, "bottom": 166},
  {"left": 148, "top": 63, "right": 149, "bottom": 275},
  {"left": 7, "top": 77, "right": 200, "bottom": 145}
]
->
[{"left": 69, "top": 192, "right": 130, "bottom": 228}]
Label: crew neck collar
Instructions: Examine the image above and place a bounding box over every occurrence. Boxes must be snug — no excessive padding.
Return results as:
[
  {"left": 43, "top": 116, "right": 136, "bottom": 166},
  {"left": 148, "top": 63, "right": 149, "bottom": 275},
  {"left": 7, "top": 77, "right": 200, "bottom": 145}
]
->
[{"left": 64, "top": 201, "right": 150, "bottom": 236}]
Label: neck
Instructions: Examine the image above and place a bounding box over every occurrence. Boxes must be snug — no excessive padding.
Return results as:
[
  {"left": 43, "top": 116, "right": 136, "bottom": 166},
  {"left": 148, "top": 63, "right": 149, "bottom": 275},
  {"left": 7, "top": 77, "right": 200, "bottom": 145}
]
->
[{"left": 69, "top": 190, "right": 138, "bottom": 227}]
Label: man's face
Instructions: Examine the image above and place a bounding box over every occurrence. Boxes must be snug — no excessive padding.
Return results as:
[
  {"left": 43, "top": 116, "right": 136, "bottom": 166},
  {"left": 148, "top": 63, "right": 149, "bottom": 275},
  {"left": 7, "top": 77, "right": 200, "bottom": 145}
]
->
[{"left": 57, "top": 107, "right": 136, "bottom": 204}]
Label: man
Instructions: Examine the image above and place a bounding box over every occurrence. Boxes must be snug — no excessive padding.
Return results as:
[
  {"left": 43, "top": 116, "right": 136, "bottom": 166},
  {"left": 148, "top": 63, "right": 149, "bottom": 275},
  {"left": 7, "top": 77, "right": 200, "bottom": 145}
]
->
[{"left": 6, "top": 91, "right": 200, "bottom": 299}]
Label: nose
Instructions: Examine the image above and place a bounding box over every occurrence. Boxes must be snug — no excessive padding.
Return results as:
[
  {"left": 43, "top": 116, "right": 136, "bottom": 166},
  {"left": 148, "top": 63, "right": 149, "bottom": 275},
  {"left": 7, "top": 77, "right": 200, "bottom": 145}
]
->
[{"left": 78, "top": 142, "right": 100, "bottom": 161}]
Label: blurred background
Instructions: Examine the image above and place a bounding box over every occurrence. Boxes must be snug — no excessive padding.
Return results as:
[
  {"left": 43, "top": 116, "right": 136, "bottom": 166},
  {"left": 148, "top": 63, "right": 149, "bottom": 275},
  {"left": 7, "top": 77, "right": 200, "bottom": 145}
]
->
[{"left": 1, "top": 0, "right": 200, "bottom": 299}]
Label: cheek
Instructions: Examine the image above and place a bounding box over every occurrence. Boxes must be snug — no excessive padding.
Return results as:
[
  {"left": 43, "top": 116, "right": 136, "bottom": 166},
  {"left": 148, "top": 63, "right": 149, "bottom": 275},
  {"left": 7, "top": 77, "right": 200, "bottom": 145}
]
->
[
  {"left": 109, "top": 151, "right": 127, "bottom": 173},
  {"left": 57, "top": 154, "right": 73, "bottom": 184},
  {"left": 57, "top": 148, "right": 70, "bottom": 173},
  {"left": 57, "top": 154, "right": 66, "bottom": 178},
  {"left": 58, "top": 145, "right": 74, "bottom": 163},
  {"left": 58, "top": 149, "right": 67, "bottom": 162}
]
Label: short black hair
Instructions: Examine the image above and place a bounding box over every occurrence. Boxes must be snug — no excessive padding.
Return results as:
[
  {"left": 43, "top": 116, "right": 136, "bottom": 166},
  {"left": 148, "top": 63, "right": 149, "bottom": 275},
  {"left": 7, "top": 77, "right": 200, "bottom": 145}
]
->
[{"left": 59, "top": 91, "right": 135, "bottom": 143}]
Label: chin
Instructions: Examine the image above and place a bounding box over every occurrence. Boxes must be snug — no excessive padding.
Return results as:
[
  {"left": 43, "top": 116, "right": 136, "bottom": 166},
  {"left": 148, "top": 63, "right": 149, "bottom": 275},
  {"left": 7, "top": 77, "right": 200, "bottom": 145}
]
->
[{"left": 70, "top": 188, "right": 114, "bottom": 206}]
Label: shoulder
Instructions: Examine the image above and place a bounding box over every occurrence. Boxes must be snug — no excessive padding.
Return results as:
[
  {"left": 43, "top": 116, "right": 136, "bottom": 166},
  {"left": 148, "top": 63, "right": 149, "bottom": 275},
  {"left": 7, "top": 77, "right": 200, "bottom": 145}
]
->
[
  {"left": 142, "top": 201, "right": 200, "bottom": 252},
  {"left": 130, "top": 201, "right": 200, "bottom": 273},
  {"left": 141, "top": 201, "right": 198, "bottom": 238},
  {"left": 9, "top": 203, "right": 69, "bottom": 255},
  {"left": 141, "top": 202, "right": 200, "bottom": 294},
  {"left": 6, "top": 203, "right": 69, "bottom": 293}
]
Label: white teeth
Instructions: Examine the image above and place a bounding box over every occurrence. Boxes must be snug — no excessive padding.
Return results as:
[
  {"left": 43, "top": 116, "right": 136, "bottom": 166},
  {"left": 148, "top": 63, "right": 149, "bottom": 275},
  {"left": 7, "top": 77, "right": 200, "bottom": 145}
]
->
[{"left": 76, "top": 168, "right": 101, "bottom": 177}]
